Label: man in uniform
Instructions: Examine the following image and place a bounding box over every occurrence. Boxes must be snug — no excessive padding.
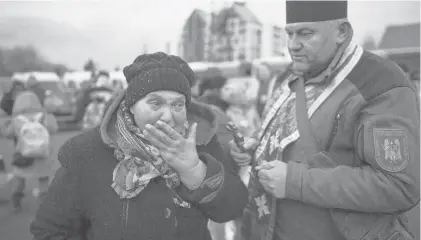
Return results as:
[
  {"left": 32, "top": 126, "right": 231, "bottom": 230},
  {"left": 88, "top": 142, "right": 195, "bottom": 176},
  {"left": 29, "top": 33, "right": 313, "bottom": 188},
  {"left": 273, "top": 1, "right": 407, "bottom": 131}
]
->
[{"left": 229, "top": 1, "right": 420, "bottom": 240}]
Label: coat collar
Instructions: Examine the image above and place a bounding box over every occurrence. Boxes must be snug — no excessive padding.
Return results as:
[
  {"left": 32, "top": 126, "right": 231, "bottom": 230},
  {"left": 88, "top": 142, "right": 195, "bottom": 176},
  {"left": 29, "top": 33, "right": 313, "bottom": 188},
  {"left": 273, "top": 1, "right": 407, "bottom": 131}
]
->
[{"left": 100, "top": 91, "right": 218, "bottom": 147}]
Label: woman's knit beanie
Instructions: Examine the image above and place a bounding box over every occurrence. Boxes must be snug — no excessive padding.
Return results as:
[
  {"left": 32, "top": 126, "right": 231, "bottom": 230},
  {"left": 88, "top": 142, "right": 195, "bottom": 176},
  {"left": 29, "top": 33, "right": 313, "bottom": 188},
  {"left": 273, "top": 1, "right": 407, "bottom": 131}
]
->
[{"left": 123, "top": 52, "right": 195, "bottom": 107}]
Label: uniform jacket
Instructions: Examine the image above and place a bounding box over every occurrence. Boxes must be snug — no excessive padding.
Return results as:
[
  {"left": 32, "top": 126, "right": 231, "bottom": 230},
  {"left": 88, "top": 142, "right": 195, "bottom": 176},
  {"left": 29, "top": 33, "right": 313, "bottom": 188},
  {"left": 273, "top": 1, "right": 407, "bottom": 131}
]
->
[
  {"left": 30, "top": 92, "right": 248, "bottom": 240},
  {"left": 242, "top": 45, "right": 420, "bottom": 240}
]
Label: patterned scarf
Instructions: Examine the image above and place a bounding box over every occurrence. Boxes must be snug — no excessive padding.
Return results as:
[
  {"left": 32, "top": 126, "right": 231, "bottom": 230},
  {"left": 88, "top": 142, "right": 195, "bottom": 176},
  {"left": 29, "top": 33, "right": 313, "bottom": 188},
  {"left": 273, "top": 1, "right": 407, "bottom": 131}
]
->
[{"left": 111, "top": 100, "right": 181, "bottom": 199}]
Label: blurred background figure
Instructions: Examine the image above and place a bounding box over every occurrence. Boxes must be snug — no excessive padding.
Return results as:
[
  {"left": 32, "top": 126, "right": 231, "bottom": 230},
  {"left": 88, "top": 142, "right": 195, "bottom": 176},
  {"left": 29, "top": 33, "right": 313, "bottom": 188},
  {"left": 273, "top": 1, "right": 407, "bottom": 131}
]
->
[
  {"left": 254, "top": 62, "right": 274, "bottom": 115},
  {"left": 220, "top": 78, "right": 260, "bottom": 138},
  {"left": 196, "top": 75, "right": 229, "bottom": 112},
  {"left": 72, "top": 70, "right": 114, "bottom": 130},
  {"left": 0, "top": 91, "right": 58, "bottom": 212},
  {"left": 1, "top": 81, "right": 26, "bottom": 116}
]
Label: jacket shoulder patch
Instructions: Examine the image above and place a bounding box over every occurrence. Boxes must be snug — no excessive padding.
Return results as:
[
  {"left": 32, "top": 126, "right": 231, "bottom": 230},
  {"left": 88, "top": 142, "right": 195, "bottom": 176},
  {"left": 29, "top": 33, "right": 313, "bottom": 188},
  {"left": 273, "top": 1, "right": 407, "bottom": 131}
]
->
[{"left": 373, "top": 128, "right": 409, "bottom": 172}]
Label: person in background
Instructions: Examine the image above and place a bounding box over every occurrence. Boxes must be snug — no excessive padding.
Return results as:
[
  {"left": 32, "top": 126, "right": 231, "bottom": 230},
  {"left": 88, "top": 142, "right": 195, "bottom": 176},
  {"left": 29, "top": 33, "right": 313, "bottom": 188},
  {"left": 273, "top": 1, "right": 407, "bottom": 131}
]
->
[
  {"left": 220, "top": 76, "right": 261, "bottom": 139},
  {"left": 31, "top": 52, "right": 248, "bottom": 240},
  {"left": 197, "top": 75, "right": 229, "bottom": 112},
  {"left": 26, "top": 76, "right": 46, "bottom": 105},
  {"left": 0, "top": 81, "right": 27, "bottom": 183},
  {"left": 259, "top": 64, "right": 293, "bottom": 117},
  {"left": 255, "top": 62, "right": 274, "bottom": 116},
  {"left": 0, "top": 91, "right": 58, "bottom": 212},
  {"left": 231, "top": 1, "right": 419, "bottom": 240},
  {"left": 73, "top": 71, "right": 113, "bottom": 124},
  {"left": 1, "top": 81, "right": 26, "bottom": 116},
  {"left": 195, "top": 75, "right": 233, "bottom": 152}
]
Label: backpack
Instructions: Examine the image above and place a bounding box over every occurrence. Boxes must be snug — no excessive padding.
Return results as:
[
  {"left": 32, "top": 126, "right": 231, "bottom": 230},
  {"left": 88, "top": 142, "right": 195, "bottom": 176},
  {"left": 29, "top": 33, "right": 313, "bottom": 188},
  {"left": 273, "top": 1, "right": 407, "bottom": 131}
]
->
[{"left": 14, "top": 113, "right": 50, "bottom": 158}]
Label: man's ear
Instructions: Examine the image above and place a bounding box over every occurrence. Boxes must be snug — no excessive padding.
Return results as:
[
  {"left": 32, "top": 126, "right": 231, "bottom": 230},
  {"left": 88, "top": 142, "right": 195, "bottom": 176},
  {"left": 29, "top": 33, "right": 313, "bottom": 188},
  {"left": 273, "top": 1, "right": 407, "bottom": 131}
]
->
[{"left": 336, "top": 20, "right": 352, "bottom": 44}]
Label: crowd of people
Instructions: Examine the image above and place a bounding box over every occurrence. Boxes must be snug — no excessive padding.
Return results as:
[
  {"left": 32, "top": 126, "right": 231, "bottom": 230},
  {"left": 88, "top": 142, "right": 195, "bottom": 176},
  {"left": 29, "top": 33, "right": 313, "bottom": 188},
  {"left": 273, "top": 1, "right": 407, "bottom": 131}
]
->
[{"left": 0, "top": 1, "right": 419, "bottom": 240}]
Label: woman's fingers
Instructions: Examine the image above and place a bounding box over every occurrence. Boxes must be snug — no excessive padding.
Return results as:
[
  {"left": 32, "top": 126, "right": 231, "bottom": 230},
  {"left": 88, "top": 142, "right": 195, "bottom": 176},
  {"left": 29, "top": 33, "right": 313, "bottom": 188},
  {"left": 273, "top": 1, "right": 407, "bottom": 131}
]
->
[
  {"left": 144, "top": 124, "right": 175, "bottom": 147},
  {"left": 155, "top": 120, "right": 182, "bottom": 141},
  {"left": 143, "top": 128, "right": 169, "bottom": 150}
]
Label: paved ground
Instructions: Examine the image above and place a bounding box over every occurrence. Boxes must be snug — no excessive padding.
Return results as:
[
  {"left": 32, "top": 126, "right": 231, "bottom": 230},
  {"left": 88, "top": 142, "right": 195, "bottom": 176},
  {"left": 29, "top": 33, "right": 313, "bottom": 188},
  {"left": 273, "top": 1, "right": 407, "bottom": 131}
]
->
[
  {"left": 0, "top": 130, "right": 80, "bottom": 240},
  {"left": 0, "top": 128, "right": 418, "bottom": 240}
]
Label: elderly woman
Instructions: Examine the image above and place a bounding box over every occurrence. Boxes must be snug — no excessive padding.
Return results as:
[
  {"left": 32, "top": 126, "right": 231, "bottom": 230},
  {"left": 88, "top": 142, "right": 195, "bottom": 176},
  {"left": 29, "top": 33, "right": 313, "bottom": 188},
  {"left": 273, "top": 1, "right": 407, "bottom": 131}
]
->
[{"left": 30, "top": 52, "right": 248, "bottom": 240}]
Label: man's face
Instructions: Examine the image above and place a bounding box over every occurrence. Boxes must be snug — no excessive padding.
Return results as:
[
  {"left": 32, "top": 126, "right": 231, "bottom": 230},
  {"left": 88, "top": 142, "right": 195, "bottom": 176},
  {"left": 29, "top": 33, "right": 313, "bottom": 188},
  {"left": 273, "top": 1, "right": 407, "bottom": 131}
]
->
[
  {"left": 130, "top": 90, "right": 187, "bottom": 134},
  {"left": 286, "top": 21, "right": 340, "bottom": 74}
]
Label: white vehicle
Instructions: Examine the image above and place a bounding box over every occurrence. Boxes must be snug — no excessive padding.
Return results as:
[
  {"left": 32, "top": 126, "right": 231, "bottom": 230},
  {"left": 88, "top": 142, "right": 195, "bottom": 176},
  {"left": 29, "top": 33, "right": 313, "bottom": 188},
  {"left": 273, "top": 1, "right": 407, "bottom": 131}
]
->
[
  {"left": 62, "top": 71, "right": 93, "bottom": 90},
  {"left": 108, "top": 71, "right": 127, "bottom": 90},
  {"left": 12, "top": 72, "right": 60, "bottom": 83},
  {"left": 11, "top": 71, "right": 73, "bottom": 115}
]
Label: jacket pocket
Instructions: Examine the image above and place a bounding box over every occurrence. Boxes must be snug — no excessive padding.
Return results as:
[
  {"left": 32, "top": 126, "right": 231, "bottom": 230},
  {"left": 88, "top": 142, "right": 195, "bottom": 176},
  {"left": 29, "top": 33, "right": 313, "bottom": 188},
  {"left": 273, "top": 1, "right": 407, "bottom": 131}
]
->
[
  {"left": 325, "top": 110, "right": 343, "bottom": 152},
  {"left": 361, "top": 214, "right": 414, "bottom": 240},
  {"left": 330, "top": 211, "right": 414, "bottom": 240}
]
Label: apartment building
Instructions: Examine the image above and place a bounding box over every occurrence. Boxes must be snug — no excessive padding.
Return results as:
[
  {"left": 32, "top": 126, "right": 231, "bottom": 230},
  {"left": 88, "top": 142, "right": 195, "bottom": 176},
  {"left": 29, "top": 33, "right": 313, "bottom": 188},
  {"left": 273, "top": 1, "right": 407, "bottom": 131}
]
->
[
  {"left": 211, "top": 2, "right": 263, "bottom": 62},
  {"left": 178, "top": 9, "right": 209, "bottom": 62},
  {"left": 271, "top": 25, "right": 287, "bottom": 56},
  {"left": 179, "top": 2, "right": 287, "bottom": 62}
]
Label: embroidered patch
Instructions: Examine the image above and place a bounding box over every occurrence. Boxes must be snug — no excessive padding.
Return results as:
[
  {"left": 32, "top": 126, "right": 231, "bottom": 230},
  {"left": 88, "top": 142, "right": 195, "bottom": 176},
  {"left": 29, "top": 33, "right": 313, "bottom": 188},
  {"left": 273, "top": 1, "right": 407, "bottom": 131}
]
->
[
  {"left": 173, "top": 197, "right": 191, "bottom": 208},
  {"left": 254, "top": 195, "right": 270, "bottom": 218},
  {"left": 373, "top": 128, "right": 409, "bottom": 172}
]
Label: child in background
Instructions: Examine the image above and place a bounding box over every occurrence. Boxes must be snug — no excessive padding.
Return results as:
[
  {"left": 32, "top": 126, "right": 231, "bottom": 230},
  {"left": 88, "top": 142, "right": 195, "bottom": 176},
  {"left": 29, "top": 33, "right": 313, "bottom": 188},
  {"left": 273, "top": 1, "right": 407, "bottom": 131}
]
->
[{"left": 0, "top": 91, "right": 58, "bottom": 212}]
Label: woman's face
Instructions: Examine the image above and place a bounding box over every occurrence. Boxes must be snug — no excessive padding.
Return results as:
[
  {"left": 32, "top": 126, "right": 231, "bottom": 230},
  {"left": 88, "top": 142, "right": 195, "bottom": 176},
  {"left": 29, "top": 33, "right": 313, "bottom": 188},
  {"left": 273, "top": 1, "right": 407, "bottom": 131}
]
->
[{"left": 130, "top": 90, "right": 187, "bottom": 134}]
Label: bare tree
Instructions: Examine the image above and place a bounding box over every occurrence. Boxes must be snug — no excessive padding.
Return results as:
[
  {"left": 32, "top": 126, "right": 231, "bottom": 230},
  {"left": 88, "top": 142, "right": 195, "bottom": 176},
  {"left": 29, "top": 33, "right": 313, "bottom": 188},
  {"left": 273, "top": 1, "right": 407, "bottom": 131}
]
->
[{"left": 83, "top": 59, "right": 97, "bottom": 73}]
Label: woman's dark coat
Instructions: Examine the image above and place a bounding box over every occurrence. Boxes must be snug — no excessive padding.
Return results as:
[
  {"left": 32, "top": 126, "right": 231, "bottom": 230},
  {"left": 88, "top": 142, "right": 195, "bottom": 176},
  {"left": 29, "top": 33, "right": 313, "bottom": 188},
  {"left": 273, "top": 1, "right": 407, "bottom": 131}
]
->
[{"left": 30, "top": 92, "right": 248, "bottom": 240}]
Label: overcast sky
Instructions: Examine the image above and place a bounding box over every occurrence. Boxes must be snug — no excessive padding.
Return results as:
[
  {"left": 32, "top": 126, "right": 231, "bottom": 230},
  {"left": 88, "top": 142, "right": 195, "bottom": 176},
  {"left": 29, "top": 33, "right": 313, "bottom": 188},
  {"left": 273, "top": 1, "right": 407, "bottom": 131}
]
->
[{"left": 0, "top": 0, "right": 419, "bottom": 69}]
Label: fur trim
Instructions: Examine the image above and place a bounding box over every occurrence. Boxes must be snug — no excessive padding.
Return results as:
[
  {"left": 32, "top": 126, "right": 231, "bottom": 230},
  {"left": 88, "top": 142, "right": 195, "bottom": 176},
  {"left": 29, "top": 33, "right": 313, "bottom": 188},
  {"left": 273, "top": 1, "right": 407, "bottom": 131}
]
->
[{"left": 100, "top": 91, "right": 218, "bottom": 147}]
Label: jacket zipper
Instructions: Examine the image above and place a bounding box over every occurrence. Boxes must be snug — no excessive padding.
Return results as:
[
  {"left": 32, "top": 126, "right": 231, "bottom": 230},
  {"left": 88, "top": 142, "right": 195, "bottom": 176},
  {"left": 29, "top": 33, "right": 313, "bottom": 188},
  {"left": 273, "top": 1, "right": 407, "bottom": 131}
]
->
[
  {"left": 325, "top": 112, "right": 342, "bottom": 151},
  {"left": 121, "top": 199, "right": 130, "bottom": 240}
]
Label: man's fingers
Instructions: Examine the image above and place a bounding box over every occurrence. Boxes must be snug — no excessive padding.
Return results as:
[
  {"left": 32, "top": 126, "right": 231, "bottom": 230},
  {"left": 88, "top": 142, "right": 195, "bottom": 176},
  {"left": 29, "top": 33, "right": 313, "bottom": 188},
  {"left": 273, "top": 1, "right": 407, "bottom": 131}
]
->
[
  {"left": 243, "top": 138, "right": 258, "bottom": 150},
  {"left": 258, "top": 178, "right": 272, "bottom": 192},
  {"left": 230, "top": 150, "right": 251, "bottom": 162},
  {"left": 255, "top": 161, "right": 276, "bottom": 171},
  {"left": 228, "top": 140, "right": 241, "bottom": 152},
  {"left": 257, "top": 169, "right": 270, "bottom": 180}
]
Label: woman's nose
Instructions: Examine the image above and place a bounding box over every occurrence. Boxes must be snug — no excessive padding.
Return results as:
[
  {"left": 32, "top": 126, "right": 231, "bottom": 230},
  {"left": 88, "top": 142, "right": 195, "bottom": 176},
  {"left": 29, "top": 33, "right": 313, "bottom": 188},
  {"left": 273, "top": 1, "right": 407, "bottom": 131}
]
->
[{"left": 159, "top": 106, "right": 173, "bottom": 124}]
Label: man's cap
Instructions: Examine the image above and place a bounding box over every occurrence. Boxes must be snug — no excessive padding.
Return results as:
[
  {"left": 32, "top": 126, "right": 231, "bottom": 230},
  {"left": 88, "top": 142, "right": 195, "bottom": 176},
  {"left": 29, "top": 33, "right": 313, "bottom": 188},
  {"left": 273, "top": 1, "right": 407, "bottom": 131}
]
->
[{"left": 286, "top": 1, "right": 348, "bottom": 24}]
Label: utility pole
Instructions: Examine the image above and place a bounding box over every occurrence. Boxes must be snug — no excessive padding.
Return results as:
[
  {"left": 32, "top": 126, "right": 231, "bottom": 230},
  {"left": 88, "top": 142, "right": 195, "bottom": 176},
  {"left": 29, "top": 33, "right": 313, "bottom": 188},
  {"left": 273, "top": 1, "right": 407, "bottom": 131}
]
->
[
  {"left": 143, "top": 44, "right": 148, "bottom": 54},
  {"left": 208, "top": 0, "right": 215, "bottom": 62}
]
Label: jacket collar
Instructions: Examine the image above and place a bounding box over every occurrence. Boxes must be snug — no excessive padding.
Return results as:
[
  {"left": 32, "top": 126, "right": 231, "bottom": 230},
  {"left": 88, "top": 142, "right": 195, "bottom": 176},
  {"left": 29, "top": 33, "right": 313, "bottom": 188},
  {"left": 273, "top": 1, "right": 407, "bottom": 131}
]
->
[{"left": 100, "top": 91, "right": 218, "bottom": 147}]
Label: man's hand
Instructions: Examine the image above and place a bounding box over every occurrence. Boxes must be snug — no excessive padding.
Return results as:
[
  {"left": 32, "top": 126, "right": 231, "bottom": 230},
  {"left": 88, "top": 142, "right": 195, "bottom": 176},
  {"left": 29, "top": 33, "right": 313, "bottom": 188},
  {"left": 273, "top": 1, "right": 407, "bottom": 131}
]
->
[
  {"left": 256, "top": 160, "right": 288, "bottom": 199},
  {"left": 228, "top": 137, "right": 258, "bottom": 166}
]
